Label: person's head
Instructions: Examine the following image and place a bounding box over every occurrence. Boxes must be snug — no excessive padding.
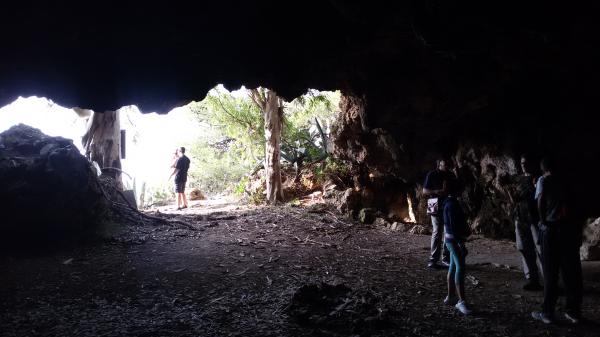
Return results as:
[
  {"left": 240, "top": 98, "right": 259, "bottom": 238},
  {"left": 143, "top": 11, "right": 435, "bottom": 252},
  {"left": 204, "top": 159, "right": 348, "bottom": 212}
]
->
[
  {"left": 177, "top": 147, "right": 186, "bottom": 155},
  {"left": 540, "top": 157, "right": 555, "bottom": 174},
  {"left": 437, "top": 158, "right": 453, "bottom": 172},
  {"left": 520, "top": 154, "right": 533, "bottom": 174},
  {"left": 436, "top": 158, "right": 448, "bottom": 171}
]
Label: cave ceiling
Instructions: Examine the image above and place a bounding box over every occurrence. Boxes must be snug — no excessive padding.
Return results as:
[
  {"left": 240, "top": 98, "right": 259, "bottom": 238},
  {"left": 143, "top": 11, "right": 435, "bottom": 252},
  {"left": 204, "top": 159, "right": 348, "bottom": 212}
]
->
[{"left": 1, "top": 1, "right": 596, "bottom": 114}]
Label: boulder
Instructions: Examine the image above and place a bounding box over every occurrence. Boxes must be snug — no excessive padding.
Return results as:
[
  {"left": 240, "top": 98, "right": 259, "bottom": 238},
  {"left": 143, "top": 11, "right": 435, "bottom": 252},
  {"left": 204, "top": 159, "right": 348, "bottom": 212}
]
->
[
  {"left": 358, "top": 208, "right": 376, "bottom": 224},
  {"left": 581, "top": 218, "right": 600, "bottom": 261},
  {"left": 322, "top": 179, "right": 341, "bottom": 199},
  {"left": 391, "top": 222, "right": 412, "bottom": 232},
  {"left": 337, "top": 188, "right": 360, "bottom": 214},
  {"left": 0, "top": 124, "right": 108, "bottom": 249},
  {"left": 373, "top": 217, "right": 388, "bottom": 227},
  {"left": 189, "top": 188, "right": 206, "bottom": 201},
  {"left": 409, "top": 224, "right": 430, "bottom": 235}
]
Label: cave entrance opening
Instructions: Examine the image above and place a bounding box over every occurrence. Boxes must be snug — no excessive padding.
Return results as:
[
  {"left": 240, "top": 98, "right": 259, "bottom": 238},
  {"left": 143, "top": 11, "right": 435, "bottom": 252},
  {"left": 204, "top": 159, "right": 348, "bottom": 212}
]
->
[
  {"left": 180, "top": 85, "right": 343, "bottom": 208},
  {"left": 0, "top": 86, "right": 344, "bottom": 212}
]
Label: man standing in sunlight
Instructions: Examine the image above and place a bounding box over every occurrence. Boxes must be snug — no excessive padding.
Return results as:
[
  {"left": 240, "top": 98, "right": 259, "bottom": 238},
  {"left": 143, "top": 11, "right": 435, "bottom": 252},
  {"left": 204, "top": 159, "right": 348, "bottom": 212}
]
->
[{"left": 169, "top": 147, "right": 191, "bottom": 210}]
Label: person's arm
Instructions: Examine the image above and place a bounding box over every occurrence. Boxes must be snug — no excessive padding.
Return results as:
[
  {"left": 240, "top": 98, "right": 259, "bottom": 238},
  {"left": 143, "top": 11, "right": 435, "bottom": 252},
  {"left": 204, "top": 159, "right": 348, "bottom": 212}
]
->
[
  {"left": 537, "top": 180, "right": 546, "bottom": 225},
  {"left": 444, "top": 202, "right": 453, "bottom": 236},
  {"left": 169, "top": 167, "right": 179, "bottom": 180},
  {"left": 170, "top": 157, "right": 182, "bottom": 179}
]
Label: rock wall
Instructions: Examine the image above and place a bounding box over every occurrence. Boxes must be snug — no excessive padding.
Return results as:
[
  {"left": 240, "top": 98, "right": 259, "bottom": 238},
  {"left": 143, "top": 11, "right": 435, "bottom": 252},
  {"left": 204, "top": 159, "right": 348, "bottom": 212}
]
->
[
  {"left": 0, "top": 124, "right": 108, "bottom": 250},
  {"left": 330, "top": 89, "right": 599, "bottom": 247},
  {"left": 581, "top": 218, "right": 600, "bottom": 261}
]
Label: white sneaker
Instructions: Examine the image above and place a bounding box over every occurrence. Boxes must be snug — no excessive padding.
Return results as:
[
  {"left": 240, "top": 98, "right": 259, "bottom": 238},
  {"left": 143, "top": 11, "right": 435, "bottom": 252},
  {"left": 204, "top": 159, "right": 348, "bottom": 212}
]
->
[
  {"left": 455, "top": 300, "right": 472, "bottom": 315},
  {"left": 564, "top": 312, "right": 580, "bottom": 324},
  {"left": 443, "top": 295, "right": 458, "bottom": 306}
]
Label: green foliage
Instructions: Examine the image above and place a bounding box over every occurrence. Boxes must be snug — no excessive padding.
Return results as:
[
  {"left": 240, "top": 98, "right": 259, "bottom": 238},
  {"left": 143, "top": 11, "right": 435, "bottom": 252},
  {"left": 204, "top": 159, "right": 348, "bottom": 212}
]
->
[
  {"left": 186, "top": 86, "right": 341, "bottom": 196},
  {"left": 323, "top": 156, "right": 352, "bottom": 177},
  {"left": 190, "top": 86, "right": 264, "bottom": 163},
  {"left": 144, "top": 183, "right": 174, "bottom": 206},
  {"left": 186, "top": 140, "right": 251, "bottom": 195},
  {"left": 311, "top": 157, "right": 353, "bottom": 187},
  {"left": 288, "top": 198, "right": 301, "bottom": 207},
  {"left": 186, "top": 86, "right": 264, "bottom": 195},
  {"left": 234, "top": 176, "right": 250, "bottom": 196},
  {"left": 281, "top": 90, "right": 340, "bottom": 165}
]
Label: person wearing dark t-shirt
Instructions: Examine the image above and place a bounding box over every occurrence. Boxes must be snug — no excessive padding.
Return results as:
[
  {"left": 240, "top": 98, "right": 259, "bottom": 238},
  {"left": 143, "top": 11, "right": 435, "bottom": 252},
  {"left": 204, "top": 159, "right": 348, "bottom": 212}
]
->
[
  {"left": 506, "top": 154, "right": 543, "bottom": 291},
  {"left": 531, "top": 157, "right": 583, "bottom": 325},
  {"left": 423, "top": 158, "right": 455, "bottom": 268},
  {"left": 169, "top": 147, "right": 191, "bottom": 210}
]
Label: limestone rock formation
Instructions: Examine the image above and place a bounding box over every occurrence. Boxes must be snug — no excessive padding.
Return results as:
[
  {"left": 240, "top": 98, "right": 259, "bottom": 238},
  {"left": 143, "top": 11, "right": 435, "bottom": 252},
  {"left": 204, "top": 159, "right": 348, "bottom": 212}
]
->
[
  {"left": 358, "top": 208, "right": 376, "bottom": 224},
  {"left": 0, "top": 124, "right": 108, "bottom": 249},
  {"left": 581, "top": 218, "right": 600, "bottom": 261},
  {"left": 336, "top": 188, "right": 360, "bottom": 215}
]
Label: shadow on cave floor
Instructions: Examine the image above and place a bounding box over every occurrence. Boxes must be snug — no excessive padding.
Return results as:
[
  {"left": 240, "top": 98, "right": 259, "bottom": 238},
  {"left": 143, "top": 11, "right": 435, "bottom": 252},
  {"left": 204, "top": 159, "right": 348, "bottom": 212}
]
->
[{"left": 1, "top": 204, "right": 600, "bottom": 337}]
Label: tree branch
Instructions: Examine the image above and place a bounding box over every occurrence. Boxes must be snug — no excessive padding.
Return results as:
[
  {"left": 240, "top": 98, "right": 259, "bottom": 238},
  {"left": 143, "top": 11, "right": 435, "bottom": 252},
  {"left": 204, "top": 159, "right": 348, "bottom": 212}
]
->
[{"left": 214, "top": 95, "right": 258, "bottom": 134}]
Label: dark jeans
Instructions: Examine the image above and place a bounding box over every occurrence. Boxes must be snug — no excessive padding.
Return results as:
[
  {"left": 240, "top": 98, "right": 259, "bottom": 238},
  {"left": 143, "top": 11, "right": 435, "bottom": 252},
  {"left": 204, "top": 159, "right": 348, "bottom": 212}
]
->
[
  {"left": 539, "top": 223, "right": 583, "bottom": 317},
  {"left": 430, "top": 215, "right": 450, "bottom": 263}
]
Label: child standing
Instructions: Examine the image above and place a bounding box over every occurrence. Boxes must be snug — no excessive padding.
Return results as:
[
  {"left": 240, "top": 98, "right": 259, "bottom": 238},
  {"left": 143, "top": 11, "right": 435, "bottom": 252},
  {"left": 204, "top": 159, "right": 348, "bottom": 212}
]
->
[{"left": 443, "top": 178, "right": 472, "bottom": 315}]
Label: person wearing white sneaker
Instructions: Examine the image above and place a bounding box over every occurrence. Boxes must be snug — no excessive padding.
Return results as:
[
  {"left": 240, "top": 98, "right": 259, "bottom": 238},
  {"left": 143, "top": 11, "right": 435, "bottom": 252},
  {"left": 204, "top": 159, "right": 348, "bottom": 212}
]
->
[
  {"left": 442, "top": 179, "right": 472, "bottom": 315},
  {"left": 455, "top": 300, "right": 472, "bottom": 315},
  {"left": 531, "top": 157, "right": 583, "bottom": 324}
]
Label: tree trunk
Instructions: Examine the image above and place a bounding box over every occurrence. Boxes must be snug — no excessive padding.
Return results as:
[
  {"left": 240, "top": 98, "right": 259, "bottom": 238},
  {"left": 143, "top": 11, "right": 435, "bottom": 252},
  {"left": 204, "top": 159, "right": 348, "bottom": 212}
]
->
[
  {"left": 82, "top": 110, "right": 123, "bottom": 189},
  {"left": 263, "top": 90, "right": 284, "bottom": 203}
]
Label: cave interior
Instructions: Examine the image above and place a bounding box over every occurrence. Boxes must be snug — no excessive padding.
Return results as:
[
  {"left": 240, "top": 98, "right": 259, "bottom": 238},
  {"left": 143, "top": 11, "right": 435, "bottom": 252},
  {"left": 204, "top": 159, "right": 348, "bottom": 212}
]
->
[{"left": 1, "top": 1, "right": 600, "bottom": 336}]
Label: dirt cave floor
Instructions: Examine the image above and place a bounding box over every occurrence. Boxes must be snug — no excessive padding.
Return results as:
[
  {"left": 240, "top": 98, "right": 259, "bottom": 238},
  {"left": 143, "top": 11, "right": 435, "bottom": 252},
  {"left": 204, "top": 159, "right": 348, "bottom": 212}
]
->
[{"left": 2, "top": 200, "right": 600, "bottom": 337}]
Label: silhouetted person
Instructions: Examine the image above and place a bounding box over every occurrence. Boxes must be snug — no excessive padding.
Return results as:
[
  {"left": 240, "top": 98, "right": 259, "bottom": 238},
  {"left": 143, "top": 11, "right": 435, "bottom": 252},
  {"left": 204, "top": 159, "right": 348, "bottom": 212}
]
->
[
  {"left": 423, "top": 158, "right": 454, "bottom": 268},
  {"left": 169, "top": 147, "right": 191, "bottom": 210},
  {"left": 443, "top": 178, "right": 472, "bottom": 315},
  {"left": 506, "top": 154, "right": 542, "bottom": 291},
  {"left": 531, "top": 157, "right": 583, "bottom": 324}
]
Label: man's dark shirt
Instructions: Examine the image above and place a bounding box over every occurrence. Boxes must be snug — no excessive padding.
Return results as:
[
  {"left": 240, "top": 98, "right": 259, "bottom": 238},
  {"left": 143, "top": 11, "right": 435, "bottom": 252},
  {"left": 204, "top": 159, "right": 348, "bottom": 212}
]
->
[
  {"left": 513, "top": 174, "right": 538, "bottom": 223},
  {"left": 423, "top": 169, "right": 455, "bottom": 209},
  {"left": 175, "top": 155, "right": 190, "bottom": 183}
]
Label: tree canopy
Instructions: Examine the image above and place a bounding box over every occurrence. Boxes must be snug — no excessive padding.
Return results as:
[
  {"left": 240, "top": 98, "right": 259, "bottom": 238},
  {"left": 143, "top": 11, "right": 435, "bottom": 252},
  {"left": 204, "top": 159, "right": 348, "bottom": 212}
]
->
[{"left": 186, "top": 86, "right": 340, "bottom": 195}]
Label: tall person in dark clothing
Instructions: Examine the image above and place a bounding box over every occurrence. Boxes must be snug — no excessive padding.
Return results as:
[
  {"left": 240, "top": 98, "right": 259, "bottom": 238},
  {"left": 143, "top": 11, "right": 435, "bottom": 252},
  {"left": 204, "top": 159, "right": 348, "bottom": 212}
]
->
[
  {"left": 506, "top": 154, "right": 542, "bottom": 291},
  {"left": 170, "top": 147, "right": 191, "bottom": 211},
  {"left": 423, "top": 158, "right": 454, "bottom": 268},
  {"left": 531, "top": 157, "right": 583, "bottom": 324}
]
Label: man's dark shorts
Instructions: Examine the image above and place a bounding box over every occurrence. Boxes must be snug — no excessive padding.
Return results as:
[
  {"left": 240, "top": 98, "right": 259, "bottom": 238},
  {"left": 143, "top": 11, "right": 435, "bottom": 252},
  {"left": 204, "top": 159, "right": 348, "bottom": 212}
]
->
[{"left": 175, "top": 180, "right": 186, "bottom": 193}]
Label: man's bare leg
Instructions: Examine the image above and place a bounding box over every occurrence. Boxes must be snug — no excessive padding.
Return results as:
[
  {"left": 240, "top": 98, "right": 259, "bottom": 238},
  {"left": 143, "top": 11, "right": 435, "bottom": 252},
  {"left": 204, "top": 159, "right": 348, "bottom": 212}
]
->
[{"left": 182, "top": 192, "right": 188, "bottom": 208}]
